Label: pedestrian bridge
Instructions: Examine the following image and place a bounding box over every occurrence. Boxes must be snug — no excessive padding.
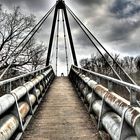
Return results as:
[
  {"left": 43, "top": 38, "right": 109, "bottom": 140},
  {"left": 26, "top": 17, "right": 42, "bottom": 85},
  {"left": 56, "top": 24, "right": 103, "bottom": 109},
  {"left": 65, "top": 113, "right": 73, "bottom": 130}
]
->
[
  {"left": 0, "top": 0, "right": 140, "bottom": 139},
  {"left": 0, "top": 65, "right": 140, "bottom": 140}
]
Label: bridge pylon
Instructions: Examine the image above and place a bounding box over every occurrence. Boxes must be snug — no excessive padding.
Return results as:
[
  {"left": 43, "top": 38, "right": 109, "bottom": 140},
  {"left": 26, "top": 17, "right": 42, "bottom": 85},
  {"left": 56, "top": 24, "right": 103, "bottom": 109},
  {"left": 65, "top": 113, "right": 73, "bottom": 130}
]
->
[{"left": 46, "top": 0, "right": 78, "bottom": 66}]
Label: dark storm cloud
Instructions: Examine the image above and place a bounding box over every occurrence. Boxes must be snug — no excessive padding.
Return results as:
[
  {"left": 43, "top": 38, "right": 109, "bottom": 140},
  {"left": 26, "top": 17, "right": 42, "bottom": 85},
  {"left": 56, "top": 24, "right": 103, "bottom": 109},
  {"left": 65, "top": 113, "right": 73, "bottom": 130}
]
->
[
  {"left": 75, "top": 0, "right": 103, "bottom": 5},
  {"left": 66, "top": 0, "right": 140, "bottom": 58},
  {"left": 0, "top": 0, "right": 140, "bottom": 65},
  {"left": 106, "top": 19, "right": 140, "bottom": 41},
  {"left": 100, "top": 0, "right": 140, "bottom": 55},
  {"left": 110, "top": 0, "right": 140, "bottom": 18}
]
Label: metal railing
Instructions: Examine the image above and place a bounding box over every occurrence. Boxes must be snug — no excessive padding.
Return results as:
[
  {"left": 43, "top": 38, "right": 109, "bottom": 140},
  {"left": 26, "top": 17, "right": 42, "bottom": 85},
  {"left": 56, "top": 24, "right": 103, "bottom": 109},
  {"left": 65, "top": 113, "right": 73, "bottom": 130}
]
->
[
  {"left": 0, "top": 66, "right": 55, "bottom": 140},
  {"left": 0, "top": 66, "right": 51, "bottom": 97},
  {"left": 72, "top": 65, "right": 140, "bottom": 106},
  {"left": 69, "top": 65, "right": 140, "bottom": 140},
  {"left": 0, "top": 66, "right": 51, "bottom": 86}
]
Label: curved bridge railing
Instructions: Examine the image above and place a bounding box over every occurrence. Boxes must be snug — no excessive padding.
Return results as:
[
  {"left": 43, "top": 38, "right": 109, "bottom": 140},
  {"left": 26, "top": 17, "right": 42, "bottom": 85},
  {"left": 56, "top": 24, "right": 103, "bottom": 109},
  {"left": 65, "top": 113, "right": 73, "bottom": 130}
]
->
[
  {"left": 69, "top": 65, "right": 140, "bottom": 140},
  {"left": 0, "top": 66, "right": 55, "bottom": 140}
]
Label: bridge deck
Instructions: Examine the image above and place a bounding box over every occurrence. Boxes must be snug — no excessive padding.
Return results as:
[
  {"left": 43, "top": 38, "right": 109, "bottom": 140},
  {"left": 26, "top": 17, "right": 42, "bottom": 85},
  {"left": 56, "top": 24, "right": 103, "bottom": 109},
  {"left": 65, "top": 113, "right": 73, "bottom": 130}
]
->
[{"left": 21, "top": 77, "right": 100, "bottom": 140}]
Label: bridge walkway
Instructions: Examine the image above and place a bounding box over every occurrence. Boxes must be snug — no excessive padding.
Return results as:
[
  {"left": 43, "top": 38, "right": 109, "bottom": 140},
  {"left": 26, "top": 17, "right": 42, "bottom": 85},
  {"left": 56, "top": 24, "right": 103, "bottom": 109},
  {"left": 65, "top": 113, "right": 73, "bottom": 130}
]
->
[{"left": 21, "top": 77, "right": 100, "bottom": 140}]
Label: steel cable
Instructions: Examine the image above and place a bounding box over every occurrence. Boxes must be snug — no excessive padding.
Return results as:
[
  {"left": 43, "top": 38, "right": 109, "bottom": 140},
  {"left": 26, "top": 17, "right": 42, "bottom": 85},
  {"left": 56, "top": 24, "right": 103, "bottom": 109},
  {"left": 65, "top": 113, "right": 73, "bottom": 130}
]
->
[
  {"left": 66, "top": 5, "right": 136, "bottom": 85},
  {"left": 55, "top": 10, "right": 60, "bottom": 75},
  {"left": 62, "top": 10, "right": 69, "bottom": 75}
]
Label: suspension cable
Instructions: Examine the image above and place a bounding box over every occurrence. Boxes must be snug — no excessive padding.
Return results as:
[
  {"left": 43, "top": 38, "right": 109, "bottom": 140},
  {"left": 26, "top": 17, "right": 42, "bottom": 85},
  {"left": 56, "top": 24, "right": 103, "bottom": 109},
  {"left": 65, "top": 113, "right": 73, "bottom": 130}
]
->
[
  {"left": 55, "top": 10, "right": 60, "bottom": 75},
  {"left": 67, "top": 6, "right": 136, "bottom": 95},
  {"left": 66, "top": 7, "right": 122, "bottom": 80},
  {"left": 66, "top": 5, "right": 136, "bottom": 85},
  {"left": 62, "top": 10, "right": 69, "bottom": 75},
  {"left": 0, "top": 5, "right": 55, "bottom": 80},
  {"left": 50, "top": 30, "right": 57, "bottom": 73},
  {"left": 67, "top": 8, "right": 133, "bottom": 94},
  {"left": 50, "top": 35, "right": 56, "bottom": 64}
]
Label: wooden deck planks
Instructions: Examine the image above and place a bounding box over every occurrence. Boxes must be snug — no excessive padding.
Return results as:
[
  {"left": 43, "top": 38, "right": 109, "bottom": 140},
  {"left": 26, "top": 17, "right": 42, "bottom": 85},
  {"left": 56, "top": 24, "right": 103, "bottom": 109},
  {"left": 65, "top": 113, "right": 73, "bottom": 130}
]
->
[{"left": 21, "top": 77, "right": 100, "bottom": 140}]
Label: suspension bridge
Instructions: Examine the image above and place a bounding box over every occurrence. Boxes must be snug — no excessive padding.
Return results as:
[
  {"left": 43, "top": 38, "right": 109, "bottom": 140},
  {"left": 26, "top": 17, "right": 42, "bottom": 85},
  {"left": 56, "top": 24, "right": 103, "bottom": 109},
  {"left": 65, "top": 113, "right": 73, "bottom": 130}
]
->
[{"left": 0, "top": 0, "right": 140, "bottom": 140}]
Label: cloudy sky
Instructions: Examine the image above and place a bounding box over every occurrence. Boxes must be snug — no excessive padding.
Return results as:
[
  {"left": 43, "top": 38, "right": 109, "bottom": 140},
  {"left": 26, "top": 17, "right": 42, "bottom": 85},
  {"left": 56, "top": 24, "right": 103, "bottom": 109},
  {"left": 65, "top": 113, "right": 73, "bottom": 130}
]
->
[{"left": 0, "top": 0, "right": 140, "bottom": 75}]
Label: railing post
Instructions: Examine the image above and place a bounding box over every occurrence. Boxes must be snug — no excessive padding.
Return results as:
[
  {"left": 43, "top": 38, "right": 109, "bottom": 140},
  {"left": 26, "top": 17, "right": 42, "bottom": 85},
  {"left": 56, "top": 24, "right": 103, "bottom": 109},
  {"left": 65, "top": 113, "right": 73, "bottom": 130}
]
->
[
  {"left": 108, "top": 80, "right": 113, "bottom": 91},
  {"left": 33, "top": 84, "right": 39, "bottom": 104},
  {"left": 118, "top": 106, "right": 131, "bottom": 140},
  {"left": 23, "top": 84, "right": 34, "bottom": 115},
  {"left": 88, "top": 89, "right": 94, "bottom": 113},
  {"left": 11, "top": 93, "right": 24, "bottom": 132},
  {"left": 97, "top": 94, "right": 106, "bottom": 130},
  {"left": 83, "top": 85, "right": 89, "bottom": 103},
  {"left": 130, "top": 88, "right": 138, "bottom": 106}
]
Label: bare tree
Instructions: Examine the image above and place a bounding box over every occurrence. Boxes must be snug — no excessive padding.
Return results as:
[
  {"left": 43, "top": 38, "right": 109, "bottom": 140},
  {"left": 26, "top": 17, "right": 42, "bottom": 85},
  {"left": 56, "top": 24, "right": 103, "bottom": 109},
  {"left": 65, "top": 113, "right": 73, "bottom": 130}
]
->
[
  {"left": 80, "top": 53, "right": 138, "bottom": 74},
  {"left": 0, "top": 7, "right": 35, "bottom": 51},
  {"left": 0, "top": 6, "right": 47, "bottom": 79},
  {"left": 27, "top": 41, "right": 47, "bottom": 71}
]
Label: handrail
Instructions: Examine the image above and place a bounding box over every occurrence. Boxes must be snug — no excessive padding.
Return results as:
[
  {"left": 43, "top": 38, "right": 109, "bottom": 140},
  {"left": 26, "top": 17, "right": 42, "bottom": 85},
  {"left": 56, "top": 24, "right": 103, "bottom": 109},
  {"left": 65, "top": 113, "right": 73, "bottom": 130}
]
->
[
  {"left": 70, "top": 65, "right": 140, "bottom": 139},
  {"left": 0, "top": 66, "right": 55, "bottom": 140},
  {"left": 0, "top": 65, "right": 51, "bottom": 86},
  {"left": 72, "top": 65, "right": 140, "bottom": 92}
]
